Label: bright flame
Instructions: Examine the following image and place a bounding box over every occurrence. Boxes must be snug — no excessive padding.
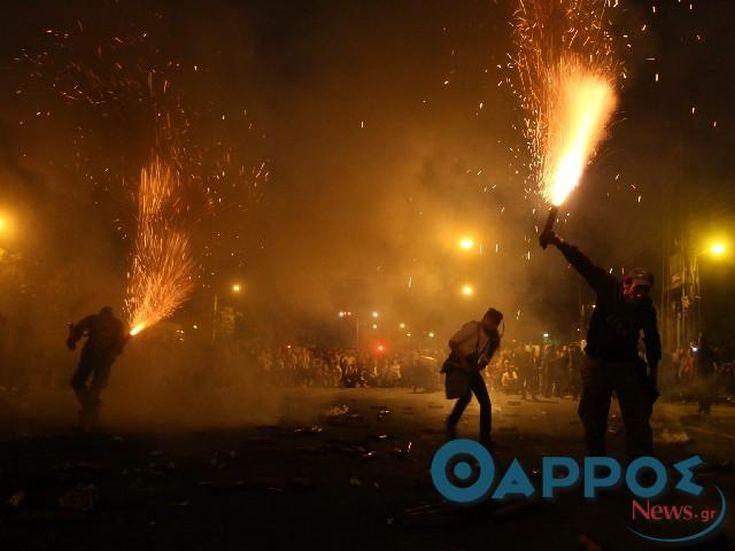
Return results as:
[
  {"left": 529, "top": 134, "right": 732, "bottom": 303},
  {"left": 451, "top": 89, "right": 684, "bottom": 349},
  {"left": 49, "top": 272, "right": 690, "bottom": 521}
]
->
[
  {"left": 544, "top": 65, "right": 616, "bottom": 205},
  {"left": 125, "top": 156, "right": 196, "bottom": 335},
  {"left": 513, "top": 0, "right": 619, "bottom": 206}
]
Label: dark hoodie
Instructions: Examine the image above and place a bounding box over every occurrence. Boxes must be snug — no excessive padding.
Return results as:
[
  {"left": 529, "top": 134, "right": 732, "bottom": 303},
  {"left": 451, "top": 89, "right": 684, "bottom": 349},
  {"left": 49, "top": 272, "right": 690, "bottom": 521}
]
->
[{"left": 557, "top": 241, "right": 662, "bottom": 367}]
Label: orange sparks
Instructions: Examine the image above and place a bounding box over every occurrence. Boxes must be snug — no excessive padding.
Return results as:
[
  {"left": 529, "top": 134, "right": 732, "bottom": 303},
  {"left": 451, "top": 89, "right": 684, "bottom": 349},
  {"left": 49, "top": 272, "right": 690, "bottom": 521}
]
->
[
  {"left": 513, "top": 0, "right": 619, "bottom": 207},
  {"left": 125, "top": 156, "right": 196, "bottom": 336}
]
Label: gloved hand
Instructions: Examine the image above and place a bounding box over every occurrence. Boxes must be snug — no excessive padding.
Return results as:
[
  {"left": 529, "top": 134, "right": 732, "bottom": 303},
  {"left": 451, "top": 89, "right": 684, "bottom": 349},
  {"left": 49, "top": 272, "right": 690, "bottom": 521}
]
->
[{"left": 539, "top": 229, "right": 560, "bottom": 249}]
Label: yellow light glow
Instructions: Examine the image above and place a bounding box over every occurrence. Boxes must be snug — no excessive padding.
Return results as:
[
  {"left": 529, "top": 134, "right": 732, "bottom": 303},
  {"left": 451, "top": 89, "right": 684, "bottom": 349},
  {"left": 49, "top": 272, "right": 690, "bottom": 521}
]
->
[
  {"left": 232, "top": 283, "right": 242, "bottom": 293},
  {"left": 458, "top": 237, "right": 475, "bottom": 250},
  {"left": 710, "top": 243, "right": 726, "bottom": 256},
  {"left": 130, "top": 322, "right": 146, "bottom": 336},
  {"left": 371, "top": 311, "right": 379, "bottom": 318},
  {"left": 399, "top": 322, "right": 406, "bottom": 329},
  {"left": 461, "top": 284, "right": 474, "bottom": 297}
]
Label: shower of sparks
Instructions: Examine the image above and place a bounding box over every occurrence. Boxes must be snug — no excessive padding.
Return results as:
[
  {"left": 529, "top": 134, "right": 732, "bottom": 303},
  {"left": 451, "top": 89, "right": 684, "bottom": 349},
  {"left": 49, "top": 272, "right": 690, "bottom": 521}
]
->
[
  {"left": 125, "top": 156, "right": 196, "bottom": 336},
  {"left": 513, "top": 0, "right": 619, "bottom": 206}
]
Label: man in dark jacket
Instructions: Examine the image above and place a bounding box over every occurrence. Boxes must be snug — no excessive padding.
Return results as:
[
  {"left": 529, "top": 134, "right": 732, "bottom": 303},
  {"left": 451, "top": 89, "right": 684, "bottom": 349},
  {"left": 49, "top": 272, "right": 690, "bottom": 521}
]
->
[
  {"left": 67, "top": 306, "right": 129, "bottom": 428},
  {"left": 540, "top": 230, "right": 661, "bottom": 458}
]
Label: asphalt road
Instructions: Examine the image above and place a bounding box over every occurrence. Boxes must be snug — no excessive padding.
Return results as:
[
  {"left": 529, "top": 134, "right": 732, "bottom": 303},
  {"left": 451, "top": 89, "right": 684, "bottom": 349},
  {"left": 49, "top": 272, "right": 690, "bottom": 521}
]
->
[{"left": 0, "top": 386, "right": 733, "bottom": 550}]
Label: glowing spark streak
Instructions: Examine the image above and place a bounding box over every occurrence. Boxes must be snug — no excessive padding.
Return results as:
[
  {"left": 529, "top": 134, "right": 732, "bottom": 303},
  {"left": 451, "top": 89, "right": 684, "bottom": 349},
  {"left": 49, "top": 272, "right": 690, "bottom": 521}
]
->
[
  {"left": 544, "top": 65, "right": 616, "bottom": 205},
  {"left": 125, "top": 156, "right": 196, "bottom": 336},
  {"left": 512, "top": 0, "right": 619, "bottom": 207}
]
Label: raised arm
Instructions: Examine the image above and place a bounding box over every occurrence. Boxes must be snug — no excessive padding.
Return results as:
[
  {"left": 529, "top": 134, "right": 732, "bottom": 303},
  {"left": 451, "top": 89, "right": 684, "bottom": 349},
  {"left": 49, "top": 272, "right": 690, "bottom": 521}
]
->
[{"left": 539, "top": 230, "right": 609, "bottom": 291}]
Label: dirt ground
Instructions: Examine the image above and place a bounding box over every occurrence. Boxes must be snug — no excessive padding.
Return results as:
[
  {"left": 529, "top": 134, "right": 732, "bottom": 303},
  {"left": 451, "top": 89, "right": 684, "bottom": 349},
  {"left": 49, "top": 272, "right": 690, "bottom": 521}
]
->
[{"left": 0, "top": 386, "right": 733, "bottom": 550}]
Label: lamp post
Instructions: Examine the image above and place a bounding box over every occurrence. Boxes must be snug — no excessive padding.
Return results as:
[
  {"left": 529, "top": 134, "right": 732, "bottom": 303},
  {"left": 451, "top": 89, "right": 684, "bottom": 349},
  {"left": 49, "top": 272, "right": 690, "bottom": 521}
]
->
[
  {"left": 691, "top": 242, "right": 727, "bottom": 342},
  {"left": 213, "top": 282, "right": 244, "bottom": 342}
]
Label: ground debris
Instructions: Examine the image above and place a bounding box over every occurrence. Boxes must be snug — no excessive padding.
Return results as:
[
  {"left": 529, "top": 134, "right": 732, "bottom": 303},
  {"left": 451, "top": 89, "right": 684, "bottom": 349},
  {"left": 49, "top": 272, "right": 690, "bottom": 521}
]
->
[
  {"left": 326, "top": 404, "right": 350, "bottom": 417},
  {"left": 393, "top": 441, "right": 413, "bottom": 457},
  {"left": 58, "top": 484, "right": 97, "bottom": 512},
  {"left": 657, "top": 429, "right": 691, "bottom": 444}
]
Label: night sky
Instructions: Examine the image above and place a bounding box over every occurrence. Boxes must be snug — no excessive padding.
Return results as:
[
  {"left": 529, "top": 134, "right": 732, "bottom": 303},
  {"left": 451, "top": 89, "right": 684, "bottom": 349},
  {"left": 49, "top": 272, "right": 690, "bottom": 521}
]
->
[{"left": 1, "top": 0, "right": 734, "bottom": 348}]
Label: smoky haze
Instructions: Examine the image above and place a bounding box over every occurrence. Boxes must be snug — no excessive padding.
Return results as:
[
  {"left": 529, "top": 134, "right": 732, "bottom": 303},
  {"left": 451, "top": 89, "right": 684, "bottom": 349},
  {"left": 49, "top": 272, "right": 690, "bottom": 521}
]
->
[{"left": 0, "top": 0, "right": 733, "bottom": 428}]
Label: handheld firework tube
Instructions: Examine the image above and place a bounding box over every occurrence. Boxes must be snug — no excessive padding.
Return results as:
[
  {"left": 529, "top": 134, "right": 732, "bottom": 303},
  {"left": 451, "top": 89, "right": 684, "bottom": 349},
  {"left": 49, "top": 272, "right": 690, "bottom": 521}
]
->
[{"left": 540, "top": 205, "right": 559, "bottom": 249}]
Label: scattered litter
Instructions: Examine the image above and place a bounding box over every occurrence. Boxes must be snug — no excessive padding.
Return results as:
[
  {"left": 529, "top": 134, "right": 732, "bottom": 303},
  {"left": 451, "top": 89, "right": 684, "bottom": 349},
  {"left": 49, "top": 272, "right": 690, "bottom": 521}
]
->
[
  {"left": 658, "top": 429, "right": 691, "bottom": 444},
  {"left": 326, "top": 405, "right": 350, "bottom": 417},
  {"left": 59, "top": 484, "right": 97, "bottom": 512},
  {"left": 393, "top": 441, "right": 413, "bottom": 457},
  {"left": 369, "top": 433, "right": 391, "bottom": 441},
  {"left": 377, "top": 408, "right": 391, "bottom": 420},
  {"left": 362, "top": 451, "right": 377, "bottom": 460}
]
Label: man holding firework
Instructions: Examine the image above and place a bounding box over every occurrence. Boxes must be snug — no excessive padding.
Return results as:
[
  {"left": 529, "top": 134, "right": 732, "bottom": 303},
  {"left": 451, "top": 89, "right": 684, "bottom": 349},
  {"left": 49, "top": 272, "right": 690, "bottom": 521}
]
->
[
  {"left": 67, "top": 306, "right": 129, "bottom": 429},
  {"left": 539, "top": 230, "right": 661, "bottom": 458}
]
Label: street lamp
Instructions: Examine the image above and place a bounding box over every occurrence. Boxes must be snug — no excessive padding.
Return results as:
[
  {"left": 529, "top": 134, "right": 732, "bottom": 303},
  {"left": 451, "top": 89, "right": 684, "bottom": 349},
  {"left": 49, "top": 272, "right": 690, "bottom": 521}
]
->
[
  {"left": 691, "top": 241, "right": 729, "bottom": 341},
  {"left": 458, "top": 237, "right": 475, "bottom": 251},
  {"left": 461, "top": 284, "right": 474, "bottom": 297},
  {"left": 213, "top": 282, "right": 245, "bottom": 341}
]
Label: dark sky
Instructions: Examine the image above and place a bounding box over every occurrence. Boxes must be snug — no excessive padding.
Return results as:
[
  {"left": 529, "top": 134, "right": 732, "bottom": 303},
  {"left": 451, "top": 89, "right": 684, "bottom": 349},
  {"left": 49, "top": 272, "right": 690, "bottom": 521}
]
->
[{"left": 1, "top": 0, "right": 734, "bottom": 346}]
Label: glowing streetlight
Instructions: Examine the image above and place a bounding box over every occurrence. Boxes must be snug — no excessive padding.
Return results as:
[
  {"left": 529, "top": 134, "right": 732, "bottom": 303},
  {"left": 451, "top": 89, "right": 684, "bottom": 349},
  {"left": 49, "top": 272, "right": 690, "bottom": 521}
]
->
[
  {"left": 371, "top": 311, "right": 379, "bottom": 318},
  {"left": 399, "top": 322, "right": 406, "bottom": 329},
  {"left": 461, "top": 284, "right": 474, "bottom": 297},
  {"left": 458, "top": 237, "right": 475, "bottom": 251},
  {"left": 372, "top": 323, "right": 378, "bottom": 329},
  {"left": 231, "top": 283, "right": 242, "bottom": 293},
  {"left": 710, "top": 242, "right": 726, "bottom": 256},
  {"left": 428, "top": 331, "right": 435, "bottom": 338}
]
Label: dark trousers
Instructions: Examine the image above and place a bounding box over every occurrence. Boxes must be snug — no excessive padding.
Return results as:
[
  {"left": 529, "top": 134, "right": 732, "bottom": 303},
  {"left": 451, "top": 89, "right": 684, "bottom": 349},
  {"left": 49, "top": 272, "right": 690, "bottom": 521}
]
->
[
  {"left": 447, "top": 371, "right": 492, "bottom": 442},
  {"left": 579, "top": 357, "right": 653, "bottom": 458},
  {"left": 70, "top": 348, "right": 112, "bottom": 419}
]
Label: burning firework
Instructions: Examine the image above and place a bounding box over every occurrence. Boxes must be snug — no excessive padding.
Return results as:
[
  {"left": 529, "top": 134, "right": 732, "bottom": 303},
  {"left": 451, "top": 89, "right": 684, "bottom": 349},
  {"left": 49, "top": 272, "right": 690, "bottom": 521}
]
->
[
  {"left": 513, "top": 0, "right": 619, "bottom": 231},
  {"left": 125, "top": 156, "right": 196, "bottom": 336}
]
